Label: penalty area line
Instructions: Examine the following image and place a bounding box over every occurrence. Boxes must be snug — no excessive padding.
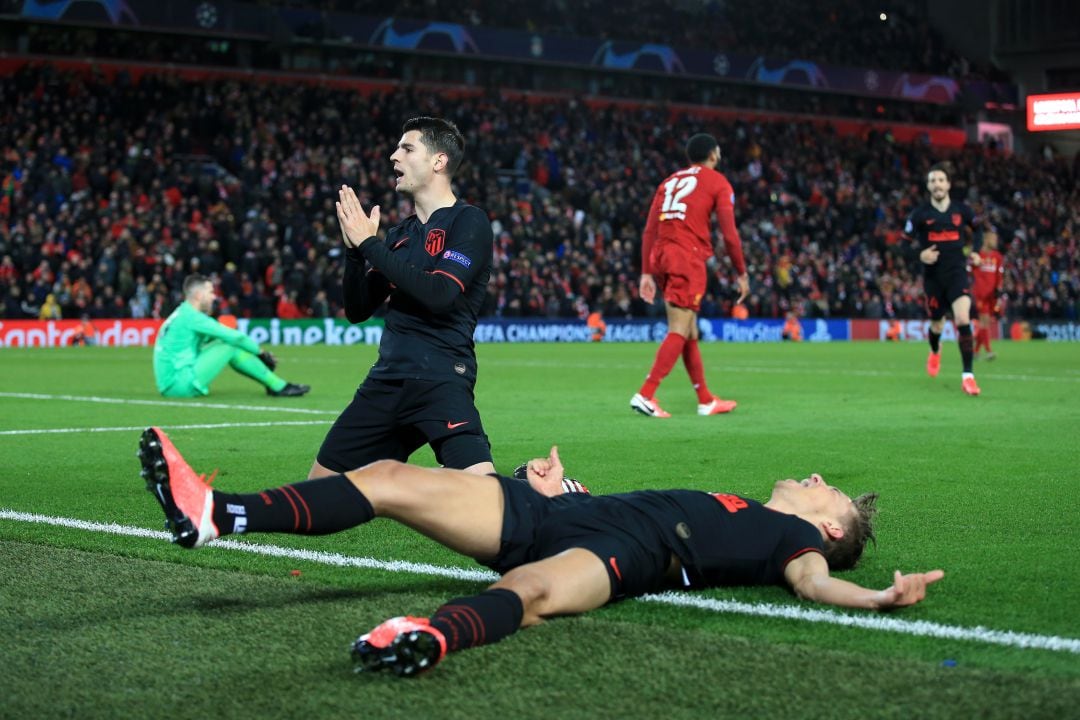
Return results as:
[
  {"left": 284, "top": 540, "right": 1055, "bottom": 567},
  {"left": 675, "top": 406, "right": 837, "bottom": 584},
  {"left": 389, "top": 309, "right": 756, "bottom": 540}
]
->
[
  {"left": 0, "top": 392, "right": 337, "bottom": 415},
  {"left": 0, "top": 420, "right": 329, "bottom": 436},
  {"left": 1, "top": 509, "right": 1077, "bottom": 655}
]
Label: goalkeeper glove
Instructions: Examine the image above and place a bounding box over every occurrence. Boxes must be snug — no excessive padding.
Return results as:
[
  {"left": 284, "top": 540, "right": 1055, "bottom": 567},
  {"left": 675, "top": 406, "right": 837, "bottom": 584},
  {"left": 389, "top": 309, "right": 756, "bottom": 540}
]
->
[{"left": 258, "top": 350, "right": 278, "bottom": 371}]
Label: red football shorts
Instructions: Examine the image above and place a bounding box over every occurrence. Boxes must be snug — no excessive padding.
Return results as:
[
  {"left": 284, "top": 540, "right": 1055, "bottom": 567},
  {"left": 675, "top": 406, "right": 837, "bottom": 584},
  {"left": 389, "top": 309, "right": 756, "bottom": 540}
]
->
[
  {"left": 975, "top": 295, "right": 997, "bottom": 318},
  {"left": 651, "top": 243, "right": 706, "bottom": 312}
]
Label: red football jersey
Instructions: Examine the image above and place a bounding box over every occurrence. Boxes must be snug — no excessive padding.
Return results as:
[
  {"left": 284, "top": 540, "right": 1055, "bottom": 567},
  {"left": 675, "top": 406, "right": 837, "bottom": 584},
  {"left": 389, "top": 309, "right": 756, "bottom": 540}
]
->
[
  {"left": 641, "top": 165, "right": 746, "bottom": 275},
  {"left": 971, "top": 249, "right": 1004, "bottom": 298}
]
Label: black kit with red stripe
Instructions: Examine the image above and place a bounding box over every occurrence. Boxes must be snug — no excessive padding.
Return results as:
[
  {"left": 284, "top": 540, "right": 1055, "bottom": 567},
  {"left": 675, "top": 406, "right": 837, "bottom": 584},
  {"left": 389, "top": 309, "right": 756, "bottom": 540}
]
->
[
  {"left": 903, "top": 201, "right": 982, "bottom": 279},
  {"left": 343, "top": 200, "right": 493, "bottom": 385}
]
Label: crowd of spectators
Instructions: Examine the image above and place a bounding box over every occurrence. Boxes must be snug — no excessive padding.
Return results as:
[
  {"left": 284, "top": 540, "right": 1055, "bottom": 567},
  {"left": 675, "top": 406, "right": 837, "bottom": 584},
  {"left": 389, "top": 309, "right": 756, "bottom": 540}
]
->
[{"left": 1, "top": 63, "right": 1076, "bottom": 328}]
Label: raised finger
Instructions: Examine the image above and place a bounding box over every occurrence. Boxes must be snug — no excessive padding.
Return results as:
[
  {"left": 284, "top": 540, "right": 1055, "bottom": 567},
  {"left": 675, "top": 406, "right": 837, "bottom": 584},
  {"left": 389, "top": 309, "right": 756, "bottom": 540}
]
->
[
  {"left": 339, "top": 185, "right": 356, "bottom": 216},
  {"left": 346, "top": 186, "right": 364, "bottom": 216},
  {"left": 924, "top": 569, "right": 946, "bottom": 584},
  {"left": 337, "top": 190, "right": 352, "bottom": 218}
]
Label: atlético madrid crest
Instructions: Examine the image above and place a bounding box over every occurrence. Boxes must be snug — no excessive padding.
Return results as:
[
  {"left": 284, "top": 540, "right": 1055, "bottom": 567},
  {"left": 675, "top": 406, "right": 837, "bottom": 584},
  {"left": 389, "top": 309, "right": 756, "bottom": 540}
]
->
[
  {"left": 951, "top": 213, "right": 961, "bottom": 226},
  {"left": 425, "top": 229, "right": 446, "bottom": 256}
]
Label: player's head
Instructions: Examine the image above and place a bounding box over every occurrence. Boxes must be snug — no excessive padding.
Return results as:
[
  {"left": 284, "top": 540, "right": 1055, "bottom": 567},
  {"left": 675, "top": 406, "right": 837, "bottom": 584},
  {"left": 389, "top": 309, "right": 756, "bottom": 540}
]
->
[
  {"left": 183, "top": 274, "right": 214, "bottom": 313},
  {"left": 686, "top": 133, "right": 720, "bottom": 167},
  {"left": 391, "top": 117, "right": 465, "bottom": 195},
  {"left": 983, "top": 229, "right": 998, "bottom": 250},
  {"left": 926, "top": 163, "right": 951, "bottom": 201},
  {"left": 769, "top": 475, "right": 878, "bottom": 571},
  {"left": 826, "top": 492, "right": 878, "bottom": 571}
]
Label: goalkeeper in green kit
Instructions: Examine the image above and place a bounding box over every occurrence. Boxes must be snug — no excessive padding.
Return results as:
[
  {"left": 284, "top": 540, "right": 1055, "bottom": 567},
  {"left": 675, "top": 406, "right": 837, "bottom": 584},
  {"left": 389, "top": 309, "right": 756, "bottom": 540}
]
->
[{"left": 153, "top": 274, "right": 310, "bottom": 398}]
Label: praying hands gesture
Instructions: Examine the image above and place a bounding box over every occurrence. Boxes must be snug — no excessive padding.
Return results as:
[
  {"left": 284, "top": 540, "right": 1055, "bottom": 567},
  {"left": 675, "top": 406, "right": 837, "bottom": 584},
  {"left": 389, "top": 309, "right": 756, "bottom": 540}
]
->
[{"left": 336, "top": 185, "right": 381, "bottom": 249}]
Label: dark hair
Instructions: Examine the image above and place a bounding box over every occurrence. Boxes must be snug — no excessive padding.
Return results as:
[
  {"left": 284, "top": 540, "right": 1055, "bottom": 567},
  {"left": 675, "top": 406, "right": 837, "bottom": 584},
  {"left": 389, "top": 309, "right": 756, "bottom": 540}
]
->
[
  {"left": 183, "top": 273, "right": 210, "bottom": 298},
  {"left": 823, "top": 492, "right": 878, "bottom": 571},
  {"left": 403, "top": 116, "right": 466, "bottom": 175},
  {"left": 928, "top": 162, "right": 951, "bottom": 182},
  {"left": 686, "top": 133, "right": 719, "bottom": 163}
]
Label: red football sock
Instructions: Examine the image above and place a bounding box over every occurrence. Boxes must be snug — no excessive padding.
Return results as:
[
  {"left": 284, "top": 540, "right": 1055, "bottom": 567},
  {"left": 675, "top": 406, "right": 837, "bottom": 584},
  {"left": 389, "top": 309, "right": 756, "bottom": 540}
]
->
[
  {"left": 973, "top": 322, "right": 986, "bottom": 353},
  {"left": 639, "top": 332, "right": 687, "bottom": 399},
  {"left": 682, "top": 339, "right": 713, "bottom": 403}
]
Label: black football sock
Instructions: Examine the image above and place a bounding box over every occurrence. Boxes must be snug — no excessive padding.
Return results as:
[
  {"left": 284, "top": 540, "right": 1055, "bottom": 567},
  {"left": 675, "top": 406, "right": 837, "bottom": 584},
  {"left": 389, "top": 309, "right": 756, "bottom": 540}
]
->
[
  {"left": 929, "top": 330, "right": 941, "bottom": 354},
  {"left": 958, "top": 323, "right": 974, "bottom": 373},
  {"left": 212, "top": 474, "right": 374, "bottom": 536},
  {"left": 429, "top": 588, "right": 525, "bottom": 653}
]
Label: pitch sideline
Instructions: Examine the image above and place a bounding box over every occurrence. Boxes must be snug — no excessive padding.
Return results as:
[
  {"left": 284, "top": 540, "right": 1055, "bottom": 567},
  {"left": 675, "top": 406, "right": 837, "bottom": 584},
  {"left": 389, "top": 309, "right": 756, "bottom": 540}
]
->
[
  {"left": 0, "top": 392, "right": 337, "bottom": 415},
  {"left": 0, "top": 420, "right": 329, "bottom": 436},
  {"left": 1, "top": 508, "right": 1077, "bottom": 655}
]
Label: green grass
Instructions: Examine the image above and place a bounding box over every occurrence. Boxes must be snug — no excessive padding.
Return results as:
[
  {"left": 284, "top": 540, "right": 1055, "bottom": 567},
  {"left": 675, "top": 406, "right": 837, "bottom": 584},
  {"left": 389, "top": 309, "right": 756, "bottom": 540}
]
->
[{"left": 2, "top": 342, "right": 1079, "bottom": 718}]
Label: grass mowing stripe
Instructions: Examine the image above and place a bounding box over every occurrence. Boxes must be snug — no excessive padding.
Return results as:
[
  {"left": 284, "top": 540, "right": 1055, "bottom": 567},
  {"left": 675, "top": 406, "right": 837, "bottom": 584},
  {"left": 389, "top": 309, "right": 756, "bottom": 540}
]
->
[
  {"left": 5, "top": 508, "right": 1078, "bottom": 655},
  {"left": 0, "top": 392, "right": 336, "bottom": 415},
  {"left": 0, "top": 420, "right": 329, "bottom": 436}
]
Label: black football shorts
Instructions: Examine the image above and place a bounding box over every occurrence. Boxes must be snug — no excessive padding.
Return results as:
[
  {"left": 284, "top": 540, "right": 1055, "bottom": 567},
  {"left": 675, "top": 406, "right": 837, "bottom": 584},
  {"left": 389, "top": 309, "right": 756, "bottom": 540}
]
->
[
  {"left": 316, "top": 376, "right": 492, "bottom": 472},
  {"left": 924, "top": 267, "right": 971, "bottom": 320},
  {"left": 485, "top": 475, "right": 673, "bottom": 601}
]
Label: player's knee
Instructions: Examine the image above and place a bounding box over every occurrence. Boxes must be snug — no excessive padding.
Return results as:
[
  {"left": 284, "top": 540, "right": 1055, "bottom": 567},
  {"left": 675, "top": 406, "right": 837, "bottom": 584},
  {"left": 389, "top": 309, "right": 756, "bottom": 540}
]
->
[
  {"left": 494, "top": 566, "right": 553, "bottom": 624},
  {"left": 344, "top": 459, "right": 407, "bottom": 509}
]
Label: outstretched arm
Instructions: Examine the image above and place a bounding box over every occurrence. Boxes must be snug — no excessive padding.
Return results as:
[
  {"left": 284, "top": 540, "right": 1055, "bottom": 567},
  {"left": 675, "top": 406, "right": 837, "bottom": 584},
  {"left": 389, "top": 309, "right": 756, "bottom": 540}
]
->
[{"left": 784, "top": 552, "right": 944, "bottom": 611}]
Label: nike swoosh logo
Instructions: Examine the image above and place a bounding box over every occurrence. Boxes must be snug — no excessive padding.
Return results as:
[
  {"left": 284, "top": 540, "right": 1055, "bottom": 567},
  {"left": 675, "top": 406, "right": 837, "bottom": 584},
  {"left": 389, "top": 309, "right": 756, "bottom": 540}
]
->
[{"left": 446, "top": 421, "right": 469, "bottom": 429}]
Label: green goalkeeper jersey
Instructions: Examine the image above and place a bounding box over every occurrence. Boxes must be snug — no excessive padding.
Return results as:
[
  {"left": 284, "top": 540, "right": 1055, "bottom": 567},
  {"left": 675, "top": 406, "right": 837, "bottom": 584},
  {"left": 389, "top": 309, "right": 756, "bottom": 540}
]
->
[{"left": 153, "top": 302, "right": 261, "bottom": 394}]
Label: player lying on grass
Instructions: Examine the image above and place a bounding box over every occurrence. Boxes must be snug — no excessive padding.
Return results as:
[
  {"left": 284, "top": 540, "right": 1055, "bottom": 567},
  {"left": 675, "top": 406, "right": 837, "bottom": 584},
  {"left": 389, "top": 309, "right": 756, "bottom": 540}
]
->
[{"left": 138, "top": 427, "right": 944, "bottom": 677}]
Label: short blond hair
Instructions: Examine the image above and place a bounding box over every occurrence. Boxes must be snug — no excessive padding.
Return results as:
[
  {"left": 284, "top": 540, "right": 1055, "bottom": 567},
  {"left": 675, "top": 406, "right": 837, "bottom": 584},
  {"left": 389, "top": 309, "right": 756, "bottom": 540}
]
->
[{"left": 824, "top": 493, "right": 878, "bottom": 571}]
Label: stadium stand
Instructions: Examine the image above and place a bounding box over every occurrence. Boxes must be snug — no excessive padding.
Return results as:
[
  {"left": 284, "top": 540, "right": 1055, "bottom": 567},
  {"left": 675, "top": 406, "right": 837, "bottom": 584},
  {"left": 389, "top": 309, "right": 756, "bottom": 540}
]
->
[
  {"left": 1, "top": 61, "right": 1075, "bottom": 325},
  {"left": 271, "top": 0, "right": 996, "bottom": 78}
]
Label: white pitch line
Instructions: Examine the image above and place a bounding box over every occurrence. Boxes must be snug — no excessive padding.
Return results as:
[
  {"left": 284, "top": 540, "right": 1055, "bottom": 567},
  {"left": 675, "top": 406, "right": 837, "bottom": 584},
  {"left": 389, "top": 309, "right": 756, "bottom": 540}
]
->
[
  {"left": 0, "top": 420, "right": 329, "bottom": 436},
  {"left": 2, "top": 509, "right": 1077, "bottom": 654},
  {"left": 638, "top": 592, "right": 1080, "bottom": 654},
  {"left": 0, "top": 392, "right": 337, "bottom": 415},
  {"left": 0, "top": 510, "right": 495, "bottom": 583}
]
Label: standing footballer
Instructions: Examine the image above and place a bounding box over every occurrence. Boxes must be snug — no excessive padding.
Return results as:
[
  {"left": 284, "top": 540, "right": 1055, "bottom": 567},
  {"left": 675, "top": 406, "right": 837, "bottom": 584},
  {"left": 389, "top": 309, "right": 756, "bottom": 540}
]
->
[
  {"left": 903, "top": 163, "right": 983, "bottom": 396},
  {"left": 632, "top": 133, "right": 749, "bottom": 418},
  {"left": 971, "top": 229, "right": 1004, "bottom": 360},
  {"left": 308, "top": 117, "right": 496, "bottom": 480}
]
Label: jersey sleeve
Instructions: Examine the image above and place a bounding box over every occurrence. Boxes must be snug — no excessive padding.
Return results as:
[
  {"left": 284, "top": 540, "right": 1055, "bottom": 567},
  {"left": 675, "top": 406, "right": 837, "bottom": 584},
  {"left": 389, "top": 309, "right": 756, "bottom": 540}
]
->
[
  {"left": 641, "top": 185, "right": 663, "bottom": 275},
  {"left": 430, "top": 206, "right": 493, "bottom": 292},
  {"left": 358, "top": 207, "right": 491, "bottom": 314},
  {"left": 189, "top": 310, "right": 261, "bottom": 354},
  {"left": 902, "top": 207, "right": 926, "bottom": 248},
  {"left": 342, "top": 245, "right": 392, "bottom": 323},
  {"left": 712, "top": 176, "right": 746, "bottom": 274}
]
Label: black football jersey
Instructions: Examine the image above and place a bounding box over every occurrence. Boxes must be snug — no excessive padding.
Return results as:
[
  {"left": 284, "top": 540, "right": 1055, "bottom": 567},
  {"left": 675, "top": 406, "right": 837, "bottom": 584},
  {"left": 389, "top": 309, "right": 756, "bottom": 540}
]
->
[
  {"left": 904, "top": 202, "right": 978, "bottom": 275},
  {"left": 601, "top": 490, "right": 825, "bottom": 588},
  {"left": 344, "top": 200, "right": 493, "bottom": 384}
]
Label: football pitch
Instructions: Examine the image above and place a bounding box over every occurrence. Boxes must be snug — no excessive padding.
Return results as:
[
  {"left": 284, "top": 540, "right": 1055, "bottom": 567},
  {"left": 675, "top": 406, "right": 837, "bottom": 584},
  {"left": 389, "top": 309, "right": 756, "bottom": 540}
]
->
[{"left": 2, "top": 341, "right": 1078, "bottom": 719}]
